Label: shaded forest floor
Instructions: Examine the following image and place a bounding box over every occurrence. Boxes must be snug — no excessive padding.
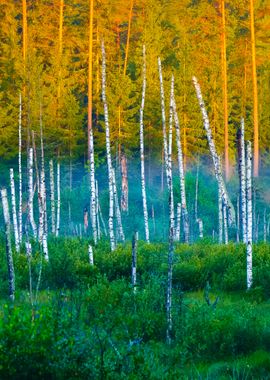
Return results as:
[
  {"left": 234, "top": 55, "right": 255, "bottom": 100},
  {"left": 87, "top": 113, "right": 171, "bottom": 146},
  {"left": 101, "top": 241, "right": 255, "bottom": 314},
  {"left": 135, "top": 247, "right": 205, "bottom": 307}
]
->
[{"left": 1, "top": 238, "right": 270, "bottom": 379}]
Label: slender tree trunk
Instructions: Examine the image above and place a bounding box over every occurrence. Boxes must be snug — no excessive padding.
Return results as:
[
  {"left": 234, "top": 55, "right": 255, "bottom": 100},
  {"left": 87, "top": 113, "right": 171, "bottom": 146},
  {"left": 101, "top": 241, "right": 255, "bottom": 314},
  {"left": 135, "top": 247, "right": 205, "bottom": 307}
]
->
[
  {"left": 168, "top": 76, "right": 175, "bottom": 231},
  {"left": 221, "top": 0, "right": 229, "bottom": 179},
  {"left": 1, "top": 188, "right": 15, "bottom": 301},
  {"left": 40, "top": 109, "right": 47, "bottom": 235},
  {"left": 223, "top": 198, "right": 228, "bottom": 244},
  {"left": 218, "top": 184, "right": 223, "bottom": 244},
  {"left": 240, "top": 118, "right": 247, "bottom": 243},
  {"left": 166, "top": 160, "right": 175, "bottom": 345},
  {"left": 28, "top": 148, "right": 37, "bottom": 238},
  {"left": 197, "top": 218, "right": 204, "bottom": 239},
  {"left": 120, "top": 153, "right": 128, "bottom": 212},
  {"left": 112, "top": 168, "right": 125, "bottom": 242},
  {"left": 18, "top": 94, "right": 23, "bottom": 243},
  {"left": 56, "top": 162, "right": 60, "bottom": 237},
  {"left": 172, "top": 78, "right": 189, "bottom": 243},
  {"left": 123, "top": 0, "right": 133, "bottom": 76},
  {"left": 195, "top": 160, "right": 199, "bottom": 221},
  {"left": 131, "top": 231, "right": 137, "bottom": 293},
  {"left": 42, "top": 233, "right": 49, "bottom": 261},
  {"left": 175, "top": 203, "right": 181, "bottom": 242},
  {"left": 10, "top": 169, "right": 20, "bottom": 253},
  {"left": 95, "top": 180, "right": 101, "bottom": 240},
  {"left": 152, "top": 205, "right": 156, "bottom": 236},
  {"left": 158, "top": 57, "right": 169, "bottom": 184},
  {"left": 193, "top": 76, "right": 235, "bottom": 225},
  {"left": 264, "top": 209, "right": 267, "bottom": 243},
  {"left": 101, "top": 41, "right": 115, "bottom": 251},
  {"left": 140, "top": 46, "right": 150, "bottom": 243},
  {"left": 246, "top": 141, "right": 253, "bottom": 289},
  {"left": 49, "top": 160, "right": 56, "bottom": 234},
  {"left": 88, "top": 244, "right": 94, "bottom": 265},
  {"left": 250, "top": 0, "right": 259, "bottom": 177},
  {"left": 236, "top": 195, "right": 240, "bottom": 243}
]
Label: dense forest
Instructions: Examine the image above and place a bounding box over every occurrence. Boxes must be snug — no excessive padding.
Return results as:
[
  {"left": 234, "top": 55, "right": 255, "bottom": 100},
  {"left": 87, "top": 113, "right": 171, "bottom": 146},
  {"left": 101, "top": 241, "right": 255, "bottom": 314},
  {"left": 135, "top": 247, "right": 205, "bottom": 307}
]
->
[
  {"left": 1, "top": 0, "right": 270, "bottom": 175},
  {"left": 1, "top": 1, "right": 270, "bottom": 378}
]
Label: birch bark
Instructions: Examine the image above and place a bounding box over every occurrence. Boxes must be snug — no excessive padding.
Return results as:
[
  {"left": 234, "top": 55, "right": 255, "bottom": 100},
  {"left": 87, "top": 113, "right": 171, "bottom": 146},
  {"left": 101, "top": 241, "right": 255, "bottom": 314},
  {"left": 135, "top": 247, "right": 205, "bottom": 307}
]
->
[
  {"left": 18, "top": 94, "right": 23, "bottom": 243},
  {"left": 1, "top": 188, "right": 15, "bottom": 301},
  {"left": 10, "top": 169, "right": 20, "bottom": 253},
  {"left": 101, "top": 41, "right": 115, "bottom": 251},
  {"left": 56, "top": 162, "right": 60, "bottom": 237},
  {"left": 246, "top": 141, "right": 253, "bottom": 289},
  {"left": 49, "top": 160, "right": 56, "bottom": 234}
]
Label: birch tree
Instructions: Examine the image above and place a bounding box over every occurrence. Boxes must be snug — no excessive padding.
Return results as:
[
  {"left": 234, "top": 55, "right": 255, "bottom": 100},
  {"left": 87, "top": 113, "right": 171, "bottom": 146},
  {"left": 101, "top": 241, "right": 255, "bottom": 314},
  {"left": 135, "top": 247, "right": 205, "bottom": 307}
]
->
[
  {"left": 246, "top": 141, "right": 253, "bottom": 289},
  {"left": 49, "top": 160, "right": 56, "bottom": 234},
  {"left": 10, "top": 169, "right": 20, "bottom": 253},
  {"left": 101, "top": 40, "right": 115, "bottom": 251},
  {"left": 172, "top": 78, "right": 189, "bottom": 243},
  {"left": 28, "top": 148, "right": 37, "bottom": 238},
  {"left": 112, "top": 168, "right": 125, "bottom": 242},
  {"left": 139, "top": 45, "right": 150, "bottom": 243},
  {"left": 193, "top": 76, "right": 235, "bottom": 225},
  {"left": 1, "top": 188, "right": 15, "bottom": 301},
  {"left": 131, "top": 231, "right": 138, "bottom": 293},
  {"left": 239, "top": 118, "right": 247, "bottom": 243}
]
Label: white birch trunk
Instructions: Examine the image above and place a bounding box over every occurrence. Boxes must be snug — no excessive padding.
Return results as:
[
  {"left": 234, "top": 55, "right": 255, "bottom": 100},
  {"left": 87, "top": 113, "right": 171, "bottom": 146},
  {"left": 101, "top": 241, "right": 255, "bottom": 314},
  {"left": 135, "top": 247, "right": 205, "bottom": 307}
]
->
[
  {"left": 132, "top": 232, "right": 138, "bottom": 293},
  {"left": 175, "top": 203, "right": 181, "bottom": 241},
  {"left": 240, "top": 118, "right": 247, "bottom": 243},
  {"left": 101, "top": 41, "right": 116, "bottom": 251},
  {"left": 236, "top": 195, "right": 240, "bottom": 243},
  {"left": 158, "top": 57, "right": 169, "bottom": 183},
  {"left": 168, "top": 76, "right": 175, "bottom": 230},
  {"left": 223, "top": 199, "right": 228, "bottom": 244},
  {"left": 120, "top": 153, "right": 129, "bottom": 212},
  {"left": 95, "top": 180, "right": 101, "bottom": 240},
  {"left": 49, "top": 160, "right": 56, "bottom": 234},
  {"left": 140, "top": 45, "right": 150, "bottom": 243},
  {"left": 197, "top": 218, "right": 204, "bottom": 239},
  {"left": 10, "top": 169, "right": 20, "bottom": 253},
  {"left": 25, "top": 241, "right": 32, "bottom": 256},
  {"left": 28, "top": 148, "right": 37, "bottom": 238},
  {"left": 112, "top": 168, "right": 125, "bottom": 242},
  {"left": 42, "top": 233, "right": 49, "bottom": 261},
  {"left": 40, "top": 113, "right": 48, "bottom": 235},
  {"left": 1, "top": 188, "right": 15, "bottom": 301},
  {"left": 89, "top": 128, "right": 97, "bottom": 244},
  {"left": 246, "top": 141, "right": 253, "bottom": 290},
  {"left": 18, "top": 94, "right": 23, "bottom": 243},
  {"left": 193, "top": 76, "right": 235, "bottom": 225},
  {"left": 195, "top": 161, "right": 199, "bottom": 221},
  {"left": 88, "top": 244, "right": 94, "bottom": 266},
  {"left": 172, "top": 78, "right": 189, "bottom": 243},
  {"left": 218, "top": 184, "right": 223, "bottom": 244},
  {"left": 56, "top": 162, "right": 60, "bottom": 237}
]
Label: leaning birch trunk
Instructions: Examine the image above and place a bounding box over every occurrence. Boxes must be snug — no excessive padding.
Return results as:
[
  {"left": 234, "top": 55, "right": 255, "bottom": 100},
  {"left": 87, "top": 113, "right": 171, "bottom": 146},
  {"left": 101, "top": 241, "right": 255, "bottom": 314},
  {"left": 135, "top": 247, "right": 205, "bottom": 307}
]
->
[
  {"left": 166, "top": 156, "right": 175, "bottom": 345},
  {"left": 240, "top": 118, "right": 247, "bottom": 243},
  {"left": 120, "top": 153, "right": 129, "bottom": 212},
  {"left": 139, "top": 45, "right": 150, "bottom": 243},
  {"left": 131, "top": 232, "right": 138, "bottom": 293},
  {"left": 1, "top": 188, "right": 15, "bottom": 301},
  {"left": 40, "top": 113, "right": 48, "bottom": 235},
  {"left": 218, "top": 184, "right": 223, "bottom": 244},
  {"left": 101, "top": 40, "right": 115, "bottom": 251},
  {"left": 175, "top": 203, "right": 181, "bottom": 241},
  {"left": 158, "top": 57, "right": 169, "bottom": 184},
  {"left": 223, "top": 198, "right": 228, "bottom": 244},
  {"left": 193, "top": 76, "right": 235, "bottom": 225},
  {"left": 56, "top": 162, "right": 60, "bottom": 237},
  {"left": 18, "top": 94, "right": 23, "bottom": 243},
  {"left": 88, "top": 244, "right": 94, "bottom": 266},
  {"left": 246, "top": 141, "right": 253, "bottom": 290},
  {"left": 28, "top": 148, "right": 37, "bottom": 238},
  {"left": 49, "top": 160, "right": 56, "bottom": 234},
  {"left": 112, "top": 168, "right": 125, "bottom": 242},
  {"left": 172, "top": 78, "right": 189, "bottom": 243},
  {"left": 10, "top": 169, "right": 20, "bottom": 253},
  {"left": 89, "top": 128, "right": 97, "bottom": 244}
]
